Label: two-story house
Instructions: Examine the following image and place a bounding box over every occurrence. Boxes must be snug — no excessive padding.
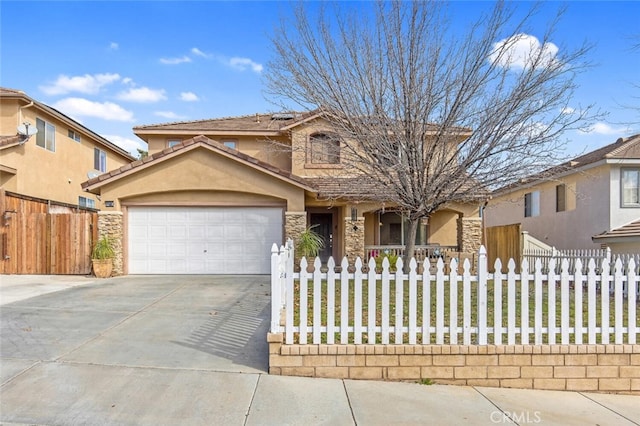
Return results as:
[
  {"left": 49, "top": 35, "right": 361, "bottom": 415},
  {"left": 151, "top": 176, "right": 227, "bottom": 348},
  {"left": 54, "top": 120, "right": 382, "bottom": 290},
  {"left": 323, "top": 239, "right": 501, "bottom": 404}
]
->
[
  {"left": 0, "top": 87, "right": 135, "bottom": 207},
  {"left": 82, "top": 111, "right": 484, "bottom": 275},
  {"left": 0, "top": 87, "right": 136, "bottom": 275},
  {"left": 484, "top": 133, "right": 640, "bottom": 254}
]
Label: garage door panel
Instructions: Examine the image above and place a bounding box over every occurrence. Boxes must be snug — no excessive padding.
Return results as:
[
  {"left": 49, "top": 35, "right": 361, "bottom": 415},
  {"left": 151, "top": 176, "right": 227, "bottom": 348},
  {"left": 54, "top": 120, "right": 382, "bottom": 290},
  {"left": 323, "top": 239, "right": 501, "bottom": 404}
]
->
[{"left": 128, "top": 207, "right": 282, "bottom": 274}]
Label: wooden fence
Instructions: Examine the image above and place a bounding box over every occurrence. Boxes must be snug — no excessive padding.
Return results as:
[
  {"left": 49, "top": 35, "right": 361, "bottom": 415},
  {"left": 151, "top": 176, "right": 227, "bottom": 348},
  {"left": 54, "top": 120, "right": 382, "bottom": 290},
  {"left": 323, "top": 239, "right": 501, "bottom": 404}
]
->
[
  {"left": 484, "top": 223, "right": 520, "bottom": 270},
  {"left": 271, "top": 243, "right": 639, "bottom": 346},
  {"left": 0, "top": 191, "right": 98, "bottom": 274}
]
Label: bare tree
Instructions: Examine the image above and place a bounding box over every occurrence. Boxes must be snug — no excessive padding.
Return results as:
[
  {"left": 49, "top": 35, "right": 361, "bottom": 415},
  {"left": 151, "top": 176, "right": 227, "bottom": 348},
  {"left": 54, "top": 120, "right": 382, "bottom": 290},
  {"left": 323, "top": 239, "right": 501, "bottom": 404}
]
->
[{"left": 265, "top": 0, "right": 598, "bottom": 263}]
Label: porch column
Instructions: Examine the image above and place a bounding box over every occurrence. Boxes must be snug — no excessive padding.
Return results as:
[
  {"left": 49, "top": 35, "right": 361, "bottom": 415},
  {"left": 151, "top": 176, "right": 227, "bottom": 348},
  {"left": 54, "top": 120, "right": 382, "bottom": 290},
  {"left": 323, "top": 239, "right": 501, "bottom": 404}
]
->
[
  {"left": 344, "top": 215, "right": 365, "bottom": 265},
  {"left": 98, "top": 211, "right": 123, "bottom": 276},
  {"left": 457, "top": 216, "right": 483, "bottom": 253},
  {"left": 285, "top": 211, "right": 307, "bottom": 262}
]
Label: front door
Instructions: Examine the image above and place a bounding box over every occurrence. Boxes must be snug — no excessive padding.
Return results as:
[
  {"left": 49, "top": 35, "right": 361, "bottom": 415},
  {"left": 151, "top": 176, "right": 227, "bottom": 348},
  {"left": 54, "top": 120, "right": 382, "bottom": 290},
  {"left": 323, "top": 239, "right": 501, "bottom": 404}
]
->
[{"left": 309, "top": 213, "right": 333, "bottom": 261}]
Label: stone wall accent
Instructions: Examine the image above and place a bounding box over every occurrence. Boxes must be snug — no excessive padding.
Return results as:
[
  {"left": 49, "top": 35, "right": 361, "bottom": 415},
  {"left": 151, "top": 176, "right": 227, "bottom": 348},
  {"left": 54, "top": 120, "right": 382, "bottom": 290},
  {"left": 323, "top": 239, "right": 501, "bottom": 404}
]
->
[
  {"left": 458, "top": 217, "right": 483, "bottom": 254},
  {"left": 97, "top": 211, "right": 123, "bottom": 276},
  {"left": 285, "top": 212, "right": 307, "bottom": 261},
  {"left": 267, "top": 334, "right": 640, "bottom": 394},
  {"left": 344, "top": 217, "right": 365, "bottom": 264}
]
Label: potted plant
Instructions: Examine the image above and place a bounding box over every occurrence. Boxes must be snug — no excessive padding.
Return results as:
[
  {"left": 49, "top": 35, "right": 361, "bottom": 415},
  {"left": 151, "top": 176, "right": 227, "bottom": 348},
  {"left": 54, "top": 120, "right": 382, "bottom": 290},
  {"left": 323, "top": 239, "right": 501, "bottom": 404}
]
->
[
  {"left": 91, "top": 235, "right": 114, "bottom": 278},
  {"left": 296, "top": 225, "right": 325, "bottom": 258}
]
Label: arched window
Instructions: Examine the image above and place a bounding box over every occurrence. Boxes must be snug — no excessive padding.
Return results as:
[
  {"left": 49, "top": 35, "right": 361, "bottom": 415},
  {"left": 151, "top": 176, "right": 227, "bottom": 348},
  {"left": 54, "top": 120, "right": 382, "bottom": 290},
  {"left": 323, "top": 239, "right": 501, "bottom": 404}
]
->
[{"left": 309, "top": 132, "right": 340, "bottom": 164}]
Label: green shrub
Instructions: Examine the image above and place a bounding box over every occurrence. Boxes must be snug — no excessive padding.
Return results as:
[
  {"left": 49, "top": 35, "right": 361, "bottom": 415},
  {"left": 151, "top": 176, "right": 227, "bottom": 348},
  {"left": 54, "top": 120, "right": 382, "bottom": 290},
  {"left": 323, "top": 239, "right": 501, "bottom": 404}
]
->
[{"left": 92, "top": 235, "right": 115, "bottom": 260}]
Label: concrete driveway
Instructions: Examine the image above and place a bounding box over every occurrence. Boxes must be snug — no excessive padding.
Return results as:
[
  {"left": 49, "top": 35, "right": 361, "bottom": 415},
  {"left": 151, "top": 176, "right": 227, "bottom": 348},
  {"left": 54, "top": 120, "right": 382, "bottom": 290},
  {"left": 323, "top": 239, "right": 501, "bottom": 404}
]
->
[{"left": 1, "top": 275, "right": 639, "bottom": 425}]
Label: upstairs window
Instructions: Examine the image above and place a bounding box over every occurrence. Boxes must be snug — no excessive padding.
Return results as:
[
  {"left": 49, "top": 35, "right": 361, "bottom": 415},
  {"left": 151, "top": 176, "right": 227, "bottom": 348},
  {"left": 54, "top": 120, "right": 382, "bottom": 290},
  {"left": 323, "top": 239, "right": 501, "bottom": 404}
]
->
[
  {"left": 555, "top": 184, "right": 566, "bottom": 212},
  {"left": 222, "top": 139, "right": 237, "bottom": 149},
  {"left": 68, "top": 129, "right": 81, "bottom": 142},
  {"left": 36, "top": 118, "right": 55, "bottom": 152},
  {"left": 167, "top": 140, "right": 182, "bottom": 148},
  {"left": 94, "top": 148, "right": 107, "bottom": 172},
  {"left": 524, "top": 191, "right": 540, "bottom": 217},
  {"left": 309, "top": 133, "right": 340, "bottom": 164},
  {"left": 621, "top": 168, "right": 640, "bottom": 207}
]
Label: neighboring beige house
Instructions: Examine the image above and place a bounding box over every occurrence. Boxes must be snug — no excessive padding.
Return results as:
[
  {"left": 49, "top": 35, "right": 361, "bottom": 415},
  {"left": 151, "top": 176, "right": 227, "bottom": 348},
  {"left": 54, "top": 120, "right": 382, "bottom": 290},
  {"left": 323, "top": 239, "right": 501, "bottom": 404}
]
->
[
  {"left": 484, "top": 134, "right": 640, "bottom": 254},
  {"left": 0, "top": 87, "right": 135, "bottom": 207},
  {"left": 82, "top": 111, "right": 485, "bottom": 275}
]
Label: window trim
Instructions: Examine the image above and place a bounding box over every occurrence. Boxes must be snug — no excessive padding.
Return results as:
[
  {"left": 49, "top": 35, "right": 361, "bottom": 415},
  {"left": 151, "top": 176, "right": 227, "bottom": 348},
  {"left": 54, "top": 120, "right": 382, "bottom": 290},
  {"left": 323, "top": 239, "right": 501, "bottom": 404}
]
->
[
  {"left": 167, "top": 139, "right": 182, "bottom": 148},
  {"left": 524, "top": 190, "right": 540, "bottom": 217},
  {"left": 35, "top": 118, "right": 56, "bottom": 152},
  {"left": 555, "top": 184, "right": 566, "bottom": 212},
  {"left": 78, "top": 196, "right": 96, "bottom": 209},
  {"left": 308, "top": 132, "right": 340, "bottom": 165},
  {"left": 94, "top": 148, "right": 107, "bottom": 173},
  {"left": 621, "top": 168, "right": 640, "bottom": 207},
  {"left": 68, "top": 129, "right": 81, "bottom": 142}
]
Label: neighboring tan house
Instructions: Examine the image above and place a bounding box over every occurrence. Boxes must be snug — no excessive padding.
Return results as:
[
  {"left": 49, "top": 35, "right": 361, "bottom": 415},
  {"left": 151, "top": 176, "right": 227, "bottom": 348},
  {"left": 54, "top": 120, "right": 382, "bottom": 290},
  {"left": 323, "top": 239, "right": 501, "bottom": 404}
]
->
[
  {"left": 82, "top": 111, "right": 485, "bottom": 275},
  {"left": 0, "top": 87, "right": 135, "bottom": 207},
  {"left": 484, "top": 133, "right": 640, "bottom": 254}
]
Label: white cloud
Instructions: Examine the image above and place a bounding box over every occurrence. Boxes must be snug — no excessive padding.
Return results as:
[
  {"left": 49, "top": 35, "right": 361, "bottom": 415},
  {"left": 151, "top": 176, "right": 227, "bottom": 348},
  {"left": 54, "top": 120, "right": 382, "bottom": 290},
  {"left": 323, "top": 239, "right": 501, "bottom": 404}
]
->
[
  {"left": 53, "top": 97, "right": 134, "bottom": 122},
  {"left": 40, "top": 73, "right": 121, "bottom": 95},
  {"left": 159, "top": 55, "right": 192, "bottom": 65},
  {"left": 154, "top": 111, "right": 187, "bottom": 120},
  {"left": 103, "top": 134, "right": 147, "bottom": 157},
  {"left": 191, "top": 47, "right": 211, "bottom": 58},
  {"left": 561, "top": 107, "right": 575, "bottom": 115},
  {"left": 579, "top": 122, "right": 630, "bottom": 135},
  {"left": 180, "top": 92, "right": 199, "bottom": 102},
  {"left": 116, "top": 87, "right": 167, "bottom": 103},
  {"left": 490, "top": 34, "right": 558, "bottom": 70},
  {"left": 228, "top": 57, "right": 263, "bottom": 73},
  {"left": 109, "top": 42, "right": 119, "bottom": 50}
]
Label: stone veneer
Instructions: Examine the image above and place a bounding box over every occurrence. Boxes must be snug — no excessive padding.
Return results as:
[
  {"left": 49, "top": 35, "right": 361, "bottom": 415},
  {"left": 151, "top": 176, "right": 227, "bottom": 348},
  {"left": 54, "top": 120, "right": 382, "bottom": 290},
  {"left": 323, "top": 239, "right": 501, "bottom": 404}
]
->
[
  {"left": 97, "top": 211, "right": 123, "bottom": 276},
  {"left": 267, "top": 333, "right": 640, "bottom": 394},
  {"left": 344, "top": 217, "right": 365, "bottom": 264},
  {"left": 285, "top": 212, "right": 307, "bottom": 260},
  {"left": 458, "top": 217, "right": 482, "bottom": 254}
]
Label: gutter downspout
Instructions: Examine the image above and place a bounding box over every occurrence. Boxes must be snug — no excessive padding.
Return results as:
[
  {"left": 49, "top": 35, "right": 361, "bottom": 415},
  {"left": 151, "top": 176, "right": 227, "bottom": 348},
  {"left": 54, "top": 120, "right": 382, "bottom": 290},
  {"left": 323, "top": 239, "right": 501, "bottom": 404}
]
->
[{"left": 19, "top": 101, "right": 35, "bottom": 128}]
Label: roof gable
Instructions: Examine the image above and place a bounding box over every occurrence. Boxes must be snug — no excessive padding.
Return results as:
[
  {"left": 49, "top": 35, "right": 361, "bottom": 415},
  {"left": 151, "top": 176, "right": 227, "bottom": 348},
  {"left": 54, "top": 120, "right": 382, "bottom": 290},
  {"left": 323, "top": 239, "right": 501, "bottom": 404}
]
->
[{"left": 82, "top": 135, "right": 315, "bottom": 193}]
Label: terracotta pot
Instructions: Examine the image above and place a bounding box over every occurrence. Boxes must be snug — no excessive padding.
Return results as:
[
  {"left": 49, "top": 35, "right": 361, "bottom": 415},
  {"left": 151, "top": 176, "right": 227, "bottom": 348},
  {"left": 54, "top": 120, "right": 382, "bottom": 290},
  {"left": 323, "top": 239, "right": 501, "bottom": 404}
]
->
[{"left": 92, "top": 259, "right": 113, "bottom": 278}]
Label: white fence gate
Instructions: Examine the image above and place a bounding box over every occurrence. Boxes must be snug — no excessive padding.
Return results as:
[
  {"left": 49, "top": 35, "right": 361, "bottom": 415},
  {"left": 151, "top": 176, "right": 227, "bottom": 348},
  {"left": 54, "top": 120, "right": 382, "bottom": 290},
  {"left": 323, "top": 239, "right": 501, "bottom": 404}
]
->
[{"left": 271, "top": 243, "right": 639, "bottom": 346}]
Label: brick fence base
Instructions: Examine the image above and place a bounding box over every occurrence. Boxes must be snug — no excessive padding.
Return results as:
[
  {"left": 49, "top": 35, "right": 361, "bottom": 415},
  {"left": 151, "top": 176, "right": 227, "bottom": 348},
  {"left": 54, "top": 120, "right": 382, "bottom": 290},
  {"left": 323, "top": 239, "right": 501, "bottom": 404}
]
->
[{"left": 267, "top": 333, "right": 640, "bottom": 394}]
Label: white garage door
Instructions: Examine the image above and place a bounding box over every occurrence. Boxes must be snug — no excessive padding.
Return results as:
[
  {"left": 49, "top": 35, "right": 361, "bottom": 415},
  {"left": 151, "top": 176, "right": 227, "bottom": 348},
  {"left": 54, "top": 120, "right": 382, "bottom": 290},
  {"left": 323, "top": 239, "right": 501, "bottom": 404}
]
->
[{"left": 128, "top": 206, "right": 283, "bottom": 274}]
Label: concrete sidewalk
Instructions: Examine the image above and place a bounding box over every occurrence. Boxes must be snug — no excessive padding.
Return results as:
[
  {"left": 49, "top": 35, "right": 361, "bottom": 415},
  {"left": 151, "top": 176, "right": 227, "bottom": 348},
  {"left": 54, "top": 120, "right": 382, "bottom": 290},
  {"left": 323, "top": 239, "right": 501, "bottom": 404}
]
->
[{"left": 1, "top": 275, "right": 639, "bottom": 425}]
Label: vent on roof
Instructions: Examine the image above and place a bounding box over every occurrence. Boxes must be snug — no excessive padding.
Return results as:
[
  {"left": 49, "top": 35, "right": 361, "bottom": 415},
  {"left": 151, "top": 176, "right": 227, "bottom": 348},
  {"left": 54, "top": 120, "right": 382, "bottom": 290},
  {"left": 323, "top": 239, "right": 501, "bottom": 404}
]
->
[{"left": 271, "top": 113, "right": 295, "bottom": 120}]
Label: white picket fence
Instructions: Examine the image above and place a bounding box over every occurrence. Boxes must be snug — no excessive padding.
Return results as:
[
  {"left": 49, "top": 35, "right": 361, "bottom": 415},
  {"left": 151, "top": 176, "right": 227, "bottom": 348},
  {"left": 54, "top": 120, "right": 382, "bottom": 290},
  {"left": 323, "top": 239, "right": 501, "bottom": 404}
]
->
[{"left": 270, "top": 243, "right": 639, "bottom": 346}]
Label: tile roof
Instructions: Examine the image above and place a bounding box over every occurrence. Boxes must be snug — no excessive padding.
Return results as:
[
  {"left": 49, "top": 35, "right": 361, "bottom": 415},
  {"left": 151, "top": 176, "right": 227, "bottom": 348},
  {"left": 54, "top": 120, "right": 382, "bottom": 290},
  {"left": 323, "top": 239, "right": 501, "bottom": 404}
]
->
[
  {"left": 495, "top": 133, "right": 640, "bottom": 194},
  {"left": 0, "top": 87, "right": 135, "bottom": 160},
  {"left": 305, "top": 176, "right": 396, "bottom": 201},
  {"left": 133, "top": 111, "right": 319, "bottom": 133},
  {"left": 0, "top": 135, "right": 25, "bottom": 150},
  {"left": 82, "top": 135, "right": 315, "bottom": 192},
  {"left": 593, "top": 219, "right": 640, "bottom": 241}
]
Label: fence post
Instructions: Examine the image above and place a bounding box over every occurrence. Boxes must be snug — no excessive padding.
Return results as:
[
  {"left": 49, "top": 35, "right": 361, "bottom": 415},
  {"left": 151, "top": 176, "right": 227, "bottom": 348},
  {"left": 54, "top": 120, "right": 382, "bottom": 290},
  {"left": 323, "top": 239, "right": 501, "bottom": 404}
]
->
[
  {"left": 270, "top": 243, "right": 281, "bottom": 333},
  {"left": 477, "top": 246, "right": 488, "bottom": 345}
]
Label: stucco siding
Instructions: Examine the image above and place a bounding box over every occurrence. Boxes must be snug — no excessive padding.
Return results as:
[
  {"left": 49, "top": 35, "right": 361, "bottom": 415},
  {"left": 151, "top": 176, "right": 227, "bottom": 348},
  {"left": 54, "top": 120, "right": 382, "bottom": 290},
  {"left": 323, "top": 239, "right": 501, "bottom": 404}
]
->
[
  {"left": 1, "top": 103, "right": 131, "bottom": 206},
  {"left": 146, "top": 135, "right": 292, "bottom": 172},
  {"left": 485, "top": 165, "right": 611, "bottom": 249},
  {"left": 96, "top": 147, "right": 306, "bottom": 212}
]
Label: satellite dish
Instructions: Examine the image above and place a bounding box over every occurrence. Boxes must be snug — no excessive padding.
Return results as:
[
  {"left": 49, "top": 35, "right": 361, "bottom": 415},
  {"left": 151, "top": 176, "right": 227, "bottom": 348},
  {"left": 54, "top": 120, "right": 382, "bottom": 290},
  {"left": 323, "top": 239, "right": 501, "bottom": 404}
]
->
[
  {"left": 17, "top": 123, "right": 38, "bottom": 136},
  {"left": 87, "top": 170, "right": 100, "bottom": 179},
  {"left": 17, "top": 123, "right": 37, "bottom": 145}
]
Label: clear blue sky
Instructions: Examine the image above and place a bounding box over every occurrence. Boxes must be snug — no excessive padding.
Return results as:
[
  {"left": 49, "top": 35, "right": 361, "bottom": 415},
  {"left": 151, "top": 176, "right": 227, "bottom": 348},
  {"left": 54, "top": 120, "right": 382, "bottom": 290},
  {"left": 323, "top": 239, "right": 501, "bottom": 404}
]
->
[{"left": 2, "top": 1, "right": 639, "bottom": 157}]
